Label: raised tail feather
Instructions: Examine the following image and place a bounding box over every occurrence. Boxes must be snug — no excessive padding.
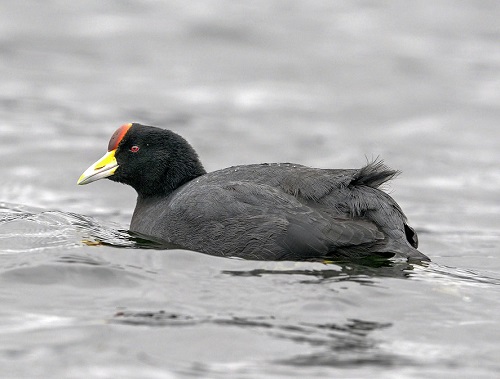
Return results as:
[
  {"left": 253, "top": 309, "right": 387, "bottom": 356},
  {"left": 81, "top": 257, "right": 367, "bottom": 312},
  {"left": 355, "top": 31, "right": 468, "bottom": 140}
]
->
[{"left": 352, "top": 160, "right": 400, "bottom": 188}]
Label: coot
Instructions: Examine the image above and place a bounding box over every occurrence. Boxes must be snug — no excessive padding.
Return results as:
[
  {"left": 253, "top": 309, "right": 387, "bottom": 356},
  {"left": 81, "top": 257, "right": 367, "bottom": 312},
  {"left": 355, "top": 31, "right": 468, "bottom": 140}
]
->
[{"left": 78, "top": 123, "right": 429, "bottom": 262}]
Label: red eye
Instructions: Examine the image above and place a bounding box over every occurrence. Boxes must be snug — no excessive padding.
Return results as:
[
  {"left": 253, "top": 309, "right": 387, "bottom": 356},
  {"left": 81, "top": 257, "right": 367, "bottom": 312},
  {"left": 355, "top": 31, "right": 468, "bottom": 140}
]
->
[{"left": 130, "top": 146, "right": 140, "bottom": 153}]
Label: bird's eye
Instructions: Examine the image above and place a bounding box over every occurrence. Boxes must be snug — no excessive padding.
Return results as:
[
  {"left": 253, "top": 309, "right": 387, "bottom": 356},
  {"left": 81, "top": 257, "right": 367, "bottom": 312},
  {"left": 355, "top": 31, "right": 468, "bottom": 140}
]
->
[{"left": 130, "top": 145, "right": 140, "bottom": 153}]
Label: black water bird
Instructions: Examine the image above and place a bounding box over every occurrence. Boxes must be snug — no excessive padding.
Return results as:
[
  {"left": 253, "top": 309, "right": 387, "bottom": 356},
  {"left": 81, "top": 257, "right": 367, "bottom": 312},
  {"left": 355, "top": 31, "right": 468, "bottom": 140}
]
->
[{"left": 78, "top": 123, "right": 429, "bottom": 262}]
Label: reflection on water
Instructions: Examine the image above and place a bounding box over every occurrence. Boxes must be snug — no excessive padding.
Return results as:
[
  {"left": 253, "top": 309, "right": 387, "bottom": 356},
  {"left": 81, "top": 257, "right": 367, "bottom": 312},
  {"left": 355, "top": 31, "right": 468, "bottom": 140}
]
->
[
  {"left": 224, "top": 260, "right": 500, "bottom": 288},
  {"left": 223, "top": 260, "right": 420, "bottom": 283},
  {"left": 112, "top": 310, "right": 396, "bottom": 369},
  {"left": 276, "top": 319, "right": 404, "bottom": 369}
]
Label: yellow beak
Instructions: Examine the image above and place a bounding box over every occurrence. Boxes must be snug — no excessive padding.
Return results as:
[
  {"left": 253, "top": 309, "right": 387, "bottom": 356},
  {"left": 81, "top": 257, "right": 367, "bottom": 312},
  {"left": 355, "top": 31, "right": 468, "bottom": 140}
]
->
[{"left": 77, "top": 150, "right": 118, "bottom": 185}]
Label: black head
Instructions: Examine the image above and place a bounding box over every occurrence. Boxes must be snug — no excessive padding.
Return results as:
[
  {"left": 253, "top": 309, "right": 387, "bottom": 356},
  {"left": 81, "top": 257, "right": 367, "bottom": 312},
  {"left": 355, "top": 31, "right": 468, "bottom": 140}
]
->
[{"left": 78, "top": 123, "right": 206, "bottom": 198}]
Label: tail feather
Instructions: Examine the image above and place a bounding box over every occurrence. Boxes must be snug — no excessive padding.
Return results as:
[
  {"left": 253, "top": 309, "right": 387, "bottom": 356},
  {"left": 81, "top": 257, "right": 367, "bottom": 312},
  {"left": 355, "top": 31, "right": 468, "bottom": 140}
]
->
[{"left": 352, "top": 160, "right": 400, "bottom": 188}]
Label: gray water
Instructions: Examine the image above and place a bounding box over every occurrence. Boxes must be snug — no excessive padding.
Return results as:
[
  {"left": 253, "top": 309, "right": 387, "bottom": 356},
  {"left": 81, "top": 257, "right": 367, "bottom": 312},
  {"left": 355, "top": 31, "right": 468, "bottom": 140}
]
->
[{"left": 1, "top": 1, "right": 500, "bottom": 378}]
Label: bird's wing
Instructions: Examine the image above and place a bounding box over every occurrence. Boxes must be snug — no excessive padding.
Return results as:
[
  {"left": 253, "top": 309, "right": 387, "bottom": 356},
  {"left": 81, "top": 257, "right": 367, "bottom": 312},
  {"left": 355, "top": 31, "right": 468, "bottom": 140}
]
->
[{"left": 171, "top": 181, "right": 385, "bottom": 260}]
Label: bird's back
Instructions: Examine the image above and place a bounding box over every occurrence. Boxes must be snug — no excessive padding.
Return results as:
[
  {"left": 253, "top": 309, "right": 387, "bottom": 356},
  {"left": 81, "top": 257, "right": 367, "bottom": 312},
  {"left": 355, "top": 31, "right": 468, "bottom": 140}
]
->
[{"left": 130, "top": 161, "right": 428, "bottom": 261}]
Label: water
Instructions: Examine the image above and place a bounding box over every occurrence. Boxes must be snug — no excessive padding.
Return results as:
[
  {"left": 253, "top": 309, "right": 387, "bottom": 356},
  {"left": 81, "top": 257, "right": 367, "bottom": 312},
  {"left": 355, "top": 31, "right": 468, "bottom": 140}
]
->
[{"left": 1, "top": 1, "right": 500, "bottom": 378}]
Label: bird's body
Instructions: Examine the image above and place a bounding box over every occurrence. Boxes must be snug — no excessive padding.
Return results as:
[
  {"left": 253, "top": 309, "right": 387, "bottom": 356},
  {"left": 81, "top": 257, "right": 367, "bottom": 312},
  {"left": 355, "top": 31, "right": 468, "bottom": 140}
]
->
[{"left": 78, "top": 123, "right": 429, "bottom": 262}]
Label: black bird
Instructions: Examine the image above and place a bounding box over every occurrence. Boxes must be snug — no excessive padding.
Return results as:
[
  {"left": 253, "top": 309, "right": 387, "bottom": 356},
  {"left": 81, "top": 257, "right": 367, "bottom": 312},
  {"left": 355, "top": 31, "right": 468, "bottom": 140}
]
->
[{"left": 78, "top": 123, "right": 429, "bottom": 262}]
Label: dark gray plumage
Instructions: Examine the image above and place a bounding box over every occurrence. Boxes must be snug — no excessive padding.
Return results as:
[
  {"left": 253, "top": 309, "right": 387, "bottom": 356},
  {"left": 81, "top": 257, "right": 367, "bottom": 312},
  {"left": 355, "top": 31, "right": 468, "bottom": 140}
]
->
[{"left": 80, "top": 123, "right": 429, "bottom": 262}]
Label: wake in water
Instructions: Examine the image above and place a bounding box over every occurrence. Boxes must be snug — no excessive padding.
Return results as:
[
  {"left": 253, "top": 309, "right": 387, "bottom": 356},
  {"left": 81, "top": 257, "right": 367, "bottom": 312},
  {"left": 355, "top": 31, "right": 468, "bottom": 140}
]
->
[{"left": 0, "top": 202, "right": 163, "bottom": 253}]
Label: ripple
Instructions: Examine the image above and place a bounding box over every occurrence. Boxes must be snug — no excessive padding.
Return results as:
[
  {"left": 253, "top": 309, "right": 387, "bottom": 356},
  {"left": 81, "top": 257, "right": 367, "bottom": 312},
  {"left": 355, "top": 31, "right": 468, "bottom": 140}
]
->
[
  {"left": 0, "top": 312, "right": 75, "bottom": 334},
  {"left": 0, "top": 202, "right": 165, "bottom": 254},
  {"left": 1, "top": 263, "right": 144, "bottom": 288},
  {"left": 410, "top": 263, "right": 500, "bottom": 287}
]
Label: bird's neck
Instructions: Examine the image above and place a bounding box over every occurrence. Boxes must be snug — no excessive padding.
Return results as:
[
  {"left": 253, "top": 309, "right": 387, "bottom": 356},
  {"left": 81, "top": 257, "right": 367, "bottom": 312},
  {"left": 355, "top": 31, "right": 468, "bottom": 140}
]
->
[{"left": 136, "top": 160, "right": 206, "bottom": 200}]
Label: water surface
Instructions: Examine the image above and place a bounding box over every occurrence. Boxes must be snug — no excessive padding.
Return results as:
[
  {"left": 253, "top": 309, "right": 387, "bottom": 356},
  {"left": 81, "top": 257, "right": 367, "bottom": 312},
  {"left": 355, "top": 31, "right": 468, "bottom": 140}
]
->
[{"left": 1, "top": 1, "right": 499, "bottom": 378}]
